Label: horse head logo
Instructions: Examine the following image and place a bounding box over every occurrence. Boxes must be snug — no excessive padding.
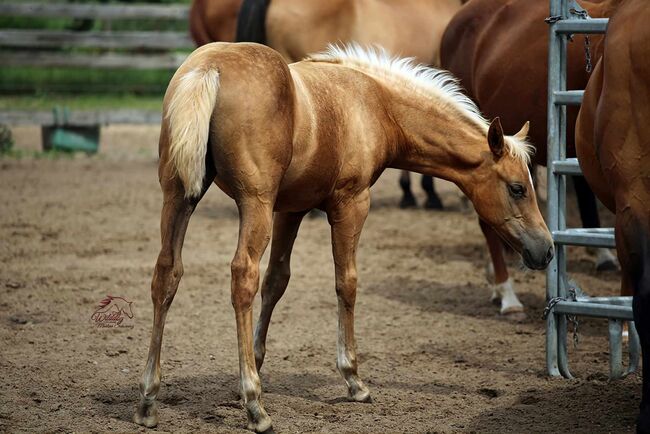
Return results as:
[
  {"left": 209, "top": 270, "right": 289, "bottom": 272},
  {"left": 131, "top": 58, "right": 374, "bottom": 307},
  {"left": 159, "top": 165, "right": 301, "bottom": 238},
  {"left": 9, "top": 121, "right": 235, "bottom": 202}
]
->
[
  {"left": 96, "top": 295, "right": 134, "bottom": 318},
  {"left": 91, "top": 295, "right": 134, "bottom": 327}
]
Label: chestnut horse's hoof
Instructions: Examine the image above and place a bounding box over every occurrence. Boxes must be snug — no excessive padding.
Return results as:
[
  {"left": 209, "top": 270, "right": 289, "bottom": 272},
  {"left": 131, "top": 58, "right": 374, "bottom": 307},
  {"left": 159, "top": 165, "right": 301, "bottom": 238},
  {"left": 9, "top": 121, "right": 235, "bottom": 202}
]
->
[
  {"left": 133, "top": 402, "right": 159, "bottom": 428},
  {"left": 596, "top": 258, "right": 618, "bottom": 272},
  {"left": 595, "top": 248, "right": 619, "bottom": 272},
  {"left": 399, "top": 194, "right": 417, "bottom": 209},
  {"left": 423, "top": 195, "right": 444, "bottom": 210},
  {"left": 501, "top": 309, "right": 527, "bottom": 323}
]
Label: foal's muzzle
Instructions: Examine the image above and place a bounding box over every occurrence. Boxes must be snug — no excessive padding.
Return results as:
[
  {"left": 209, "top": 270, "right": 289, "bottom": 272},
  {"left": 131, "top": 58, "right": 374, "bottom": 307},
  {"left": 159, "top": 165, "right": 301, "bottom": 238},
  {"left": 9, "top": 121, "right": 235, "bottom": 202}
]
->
[{"left": 522, "top": 241, "right": 554, "bottom": 270}]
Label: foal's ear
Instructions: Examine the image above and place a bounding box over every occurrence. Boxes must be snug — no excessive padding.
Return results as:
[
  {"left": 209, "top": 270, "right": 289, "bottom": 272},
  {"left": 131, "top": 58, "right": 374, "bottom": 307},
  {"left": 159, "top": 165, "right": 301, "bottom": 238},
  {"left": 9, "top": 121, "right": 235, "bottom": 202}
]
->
[
  {"left": 514, "top": 121, "right": 530, "bottom": 140},
  {"left": 487, "top": 117, "right": 505, "bottom": 159}
]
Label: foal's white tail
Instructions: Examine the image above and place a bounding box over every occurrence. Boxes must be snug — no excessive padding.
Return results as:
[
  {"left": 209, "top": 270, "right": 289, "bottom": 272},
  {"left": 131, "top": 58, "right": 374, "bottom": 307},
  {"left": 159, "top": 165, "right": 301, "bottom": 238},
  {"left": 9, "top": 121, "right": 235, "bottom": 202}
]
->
[{"left": 166, "top": 68, "right": 220, "bottom": 198}]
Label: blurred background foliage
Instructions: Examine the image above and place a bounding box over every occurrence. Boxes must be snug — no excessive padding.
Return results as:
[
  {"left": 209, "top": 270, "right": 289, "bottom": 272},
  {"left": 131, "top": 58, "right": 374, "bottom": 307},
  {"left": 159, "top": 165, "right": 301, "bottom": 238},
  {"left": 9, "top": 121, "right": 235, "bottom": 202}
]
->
[{"left": 0, "top": 0, "right": 193, "bottom": 109}]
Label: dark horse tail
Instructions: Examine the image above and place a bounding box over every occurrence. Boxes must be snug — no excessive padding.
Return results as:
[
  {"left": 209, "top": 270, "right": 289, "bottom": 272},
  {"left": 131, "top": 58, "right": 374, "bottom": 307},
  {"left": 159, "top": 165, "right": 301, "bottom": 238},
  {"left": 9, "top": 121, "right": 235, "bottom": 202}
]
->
[{"left": 236, "top": 0, "right": 272, "bottom": 44}]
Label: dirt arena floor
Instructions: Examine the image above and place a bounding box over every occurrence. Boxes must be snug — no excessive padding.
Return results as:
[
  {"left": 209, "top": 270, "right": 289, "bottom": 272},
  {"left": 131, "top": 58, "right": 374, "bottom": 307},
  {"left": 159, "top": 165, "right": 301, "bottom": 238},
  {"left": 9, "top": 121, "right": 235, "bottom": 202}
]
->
[{"left": 0, "top": 126, "right": 641, "bottom": 433}]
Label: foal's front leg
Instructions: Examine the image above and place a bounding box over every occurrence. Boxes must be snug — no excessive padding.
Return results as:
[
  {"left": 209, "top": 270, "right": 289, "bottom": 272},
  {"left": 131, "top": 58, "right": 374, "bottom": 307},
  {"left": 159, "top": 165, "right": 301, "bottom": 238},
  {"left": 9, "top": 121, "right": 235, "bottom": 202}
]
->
[
  {"left": 328, "top": 190, "right": 372, "bottom": 402},
  {"left": 254, "top": 211, "right": 307, "bottom": 371}
]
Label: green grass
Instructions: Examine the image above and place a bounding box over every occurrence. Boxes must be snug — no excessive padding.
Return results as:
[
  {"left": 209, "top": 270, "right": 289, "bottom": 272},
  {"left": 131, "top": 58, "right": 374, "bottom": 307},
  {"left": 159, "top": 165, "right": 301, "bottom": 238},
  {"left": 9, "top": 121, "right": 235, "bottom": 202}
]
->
[
  {"left": 0, "top": 148, "right": 78, "bottom": 160},
  {"left": 0, "top": 66, "right": 174, "bottom": 94},
  {"left": 0, "top": 94, "right": 163, "bottom": 111}
]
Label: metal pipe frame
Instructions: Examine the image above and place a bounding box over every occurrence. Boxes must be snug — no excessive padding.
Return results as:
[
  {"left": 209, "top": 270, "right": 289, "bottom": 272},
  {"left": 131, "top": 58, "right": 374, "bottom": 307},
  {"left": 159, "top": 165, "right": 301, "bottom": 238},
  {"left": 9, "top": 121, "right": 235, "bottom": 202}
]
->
[{"left": 545, "top": 0, "right": 637, "bottom": 380}]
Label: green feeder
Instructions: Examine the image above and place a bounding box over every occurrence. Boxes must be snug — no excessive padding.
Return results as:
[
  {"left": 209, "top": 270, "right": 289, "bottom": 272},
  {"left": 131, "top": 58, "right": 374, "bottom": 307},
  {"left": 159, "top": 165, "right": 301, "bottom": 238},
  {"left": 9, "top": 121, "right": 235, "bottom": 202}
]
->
[{"left": 42, "top": 107, "right": 100, "bottom": 154}]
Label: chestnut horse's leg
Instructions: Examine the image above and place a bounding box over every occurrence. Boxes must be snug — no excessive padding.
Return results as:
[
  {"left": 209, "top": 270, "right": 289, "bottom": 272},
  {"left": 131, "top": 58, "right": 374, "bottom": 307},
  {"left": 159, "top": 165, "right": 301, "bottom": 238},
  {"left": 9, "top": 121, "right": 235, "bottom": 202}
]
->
[
  {"left": 421, "top": 175, "right": 443, "bottom": 210},
  {"left": 573, "top": 175, "right": 618, "bottom": 271},
  {"left": 254, "top": 211, "right": 307, "bottom": 371},
  {"left": 134, "top": 164, "right": 214, "bottom": 428},
  {"left": 231, "top": 197, "right": 275, "bottom": 433},
  {"left": 479, "top": 219, "right": 524, "bottom": 316},
  {"left": 616, "top": 215, "right": 650, "bottom": 431},
  {"left": 399, "top": 170, "right": 417, "bottom": 208},
  {"left": 327, "top": 190, "right": 372, "bottom": 403}
]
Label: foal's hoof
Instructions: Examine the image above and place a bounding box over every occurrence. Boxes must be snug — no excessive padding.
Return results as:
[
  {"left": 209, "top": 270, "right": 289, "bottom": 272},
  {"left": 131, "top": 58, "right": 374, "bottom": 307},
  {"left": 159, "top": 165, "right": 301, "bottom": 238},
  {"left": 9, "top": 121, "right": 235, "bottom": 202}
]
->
[
  {"left": 399, "top": 194, "right": 417, "bottom": 209},
  {"left": 133, "top": 403, "right": 159, "bottom": 428},
  {"left": 348, "top": 388, "right": 372, "bottom": 403},
  {"left": 247, "top": 421, "right": 274, "bottom": 434},
  {"left": 250, "top": 424, "right": 275, "bottom": 434},
  {"left": 246, "top": 402, "right": 273, "bottom": 433},
  {"left": 423, "top": 195, "right": 444, "bottom": 210}
]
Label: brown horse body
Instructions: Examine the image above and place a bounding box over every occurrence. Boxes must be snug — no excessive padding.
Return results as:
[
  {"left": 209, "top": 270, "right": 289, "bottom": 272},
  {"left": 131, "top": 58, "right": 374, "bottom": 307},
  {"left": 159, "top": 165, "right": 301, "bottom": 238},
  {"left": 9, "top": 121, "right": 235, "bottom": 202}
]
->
[
  {"left": 133, "top": 42, "right": 553, "bottom": 432},
  {"left": 575, "top": 0, "right": 650, "bottom": 429},
  {"left": 190, "top": 0, "right": 462, "bottom": 64},
  {"left": 190, "top": 0, "right": 465, "bottom": 209},
  {"left": 441, "top": 0, "right": 621, "bottom": 315}
]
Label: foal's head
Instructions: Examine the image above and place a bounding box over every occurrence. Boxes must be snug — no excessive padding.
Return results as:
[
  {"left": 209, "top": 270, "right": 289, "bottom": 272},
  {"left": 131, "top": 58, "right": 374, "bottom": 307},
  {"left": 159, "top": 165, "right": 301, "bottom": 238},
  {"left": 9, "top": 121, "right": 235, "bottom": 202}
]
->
[{"left": 469, "top": 118, "right": 553, "bottom": 270}]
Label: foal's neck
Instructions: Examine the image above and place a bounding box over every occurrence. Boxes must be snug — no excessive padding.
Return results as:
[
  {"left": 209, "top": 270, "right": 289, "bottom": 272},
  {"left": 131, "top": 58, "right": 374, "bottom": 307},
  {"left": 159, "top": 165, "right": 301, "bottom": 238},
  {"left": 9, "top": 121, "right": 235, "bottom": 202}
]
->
[{"left": 388, "top": 89, "right": 488, "bottom": 190}]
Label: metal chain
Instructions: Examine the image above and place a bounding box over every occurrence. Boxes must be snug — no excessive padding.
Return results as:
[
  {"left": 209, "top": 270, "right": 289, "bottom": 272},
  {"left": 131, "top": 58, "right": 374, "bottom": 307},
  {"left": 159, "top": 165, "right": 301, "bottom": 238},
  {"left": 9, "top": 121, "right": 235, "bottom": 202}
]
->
[
  {"left": 567, "top": 287, "right": 580, "bottom": 348},
  {"left": 583, "top": 35, "right": 593, "bottom": 73},
  {"left": 569, "top": 7, "right": 588, "bottom": 19},
  {"left": 542, "top": 297, "right": 564, "bottom": 320},
  {"left": 541, "top": 288, "right": 580, "bottom": 348},
  {"left": 569, "top": 7, "right": 593, "bottom": 74},
  {"left": 545, "top": 15, "right": 562, "bottom": 24}
]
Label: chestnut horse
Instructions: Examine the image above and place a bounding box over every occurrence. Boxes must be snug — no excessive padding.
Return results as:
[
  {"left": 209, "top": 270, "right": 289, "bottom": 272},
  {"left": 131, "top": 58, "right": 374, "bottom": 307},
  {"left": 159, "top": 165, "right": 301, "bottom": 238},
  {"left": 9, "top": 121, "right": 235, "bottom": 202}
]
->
[
  {"left": 190, "top": 0, "right": 467, "bottom": 209},
  {"left": 133, "top": 43, "right": 553, "bottom": 432},
  {"left": 441, "top": 0, "right": 621, "bottom": 317},
  {"left": 576, "top": 0, "right": 650, "bottom": 429}
]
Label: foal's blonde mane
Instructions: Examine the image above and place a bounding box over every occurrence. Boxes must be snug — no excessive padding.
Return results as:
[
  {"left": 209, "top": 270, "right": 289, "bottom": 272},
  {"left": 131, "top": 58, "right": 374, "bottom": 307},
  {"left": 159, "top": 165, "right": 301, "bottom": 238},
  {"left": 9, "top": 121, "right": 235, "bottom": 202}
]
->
[{"left": 308, "top": 43, "right": 533, "bottom": 164}]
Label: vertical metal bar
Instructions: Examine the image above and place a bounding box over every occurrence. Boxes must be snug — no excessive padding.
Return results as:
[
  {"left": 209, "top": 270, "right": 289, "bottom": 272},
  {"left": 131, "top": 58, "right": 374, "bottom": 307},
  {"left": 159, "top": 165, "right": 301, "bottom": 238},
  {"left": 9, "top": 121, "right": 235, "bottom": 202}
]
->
[
  {"left": 546, "top": 0, "right": 563, "bottom": 378},
  {"left": 556, "top": 0, "right": 573, "bottom": 379},
  {"left": 609, "top": 319, "right": 624, "bottom": 379},
  {"left": 546, "top": 0, "right": 566, "bottom": 376},
  {"left": 627, "top": 321, "right": 641, "bottom": 375}
]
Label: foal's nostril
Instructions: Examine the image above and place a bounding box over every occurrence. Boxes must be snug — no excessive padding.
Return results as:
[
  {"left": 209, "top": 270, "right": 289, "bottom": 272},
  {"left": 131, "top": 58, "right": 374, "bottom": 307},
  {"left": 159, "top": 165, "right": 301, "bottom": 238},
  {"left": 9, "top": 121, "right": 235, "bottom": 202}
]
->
[{"left": 545, "top": 245, "right": 554, "bottom": 263}]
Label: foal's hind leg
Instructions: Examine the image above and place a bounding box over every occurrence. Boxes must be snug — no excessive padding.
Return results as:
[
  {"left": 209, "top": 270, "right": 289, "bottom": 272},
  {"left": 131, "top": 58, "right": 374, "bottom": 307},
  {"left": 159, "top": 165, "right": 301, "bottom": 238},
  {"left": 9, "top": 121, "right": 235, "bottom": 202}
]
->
[
  {"left": 328, "top": 190, "right": 372, "bottom": 402},
  {"left": 254, "top": 211, "right": 306, "bottom": 371},
  {"left": 134, "top": 166, "right": 214, "bottom": 428},
  {"left": 231, "top": 197, "right": 276, "bottom": 432}
]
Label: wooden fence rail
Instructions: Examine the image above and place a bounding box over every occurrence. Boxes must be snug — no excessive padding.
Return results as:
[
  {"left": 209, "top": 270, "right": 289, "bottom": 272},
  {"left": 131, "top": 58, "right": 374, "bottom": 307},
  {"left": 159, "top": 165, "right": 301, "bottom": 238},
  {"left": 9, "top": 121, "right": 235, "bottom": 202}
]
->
[
  {"left": 3, "top": 51, "right": 187, "bottom": 69},
  {"left": 0, "top": 29, "right": 194, "bottom": 50},
  {"left": 0, "top": 3, "right": 189, "bottom": 20},
  {"left": 0, "top": 3, "right": 194, "bottom": 126}
]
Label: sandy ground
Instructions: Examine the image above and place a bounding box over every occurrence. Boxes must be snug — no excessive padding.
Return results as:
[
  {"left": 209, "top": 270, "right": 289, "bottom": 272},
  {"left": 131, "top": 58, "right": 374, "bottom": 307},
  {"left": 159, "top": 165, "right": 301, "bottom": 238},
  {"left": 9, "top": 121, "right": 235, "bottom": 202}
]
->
[{"left": 0, "top": 126, "right": 640, "bottom": 433}]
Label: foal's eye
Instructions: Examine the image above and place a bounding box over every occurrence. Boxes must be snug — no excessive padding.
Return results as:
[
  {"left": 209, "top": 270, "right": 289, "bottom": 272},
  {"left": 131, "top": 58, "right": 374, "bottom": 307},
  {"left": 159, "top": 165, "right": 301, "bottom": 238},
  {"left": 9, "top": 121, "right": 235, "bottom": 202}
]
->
[{"left": 508, "top": 183, "right": 526, "bottom": 199}]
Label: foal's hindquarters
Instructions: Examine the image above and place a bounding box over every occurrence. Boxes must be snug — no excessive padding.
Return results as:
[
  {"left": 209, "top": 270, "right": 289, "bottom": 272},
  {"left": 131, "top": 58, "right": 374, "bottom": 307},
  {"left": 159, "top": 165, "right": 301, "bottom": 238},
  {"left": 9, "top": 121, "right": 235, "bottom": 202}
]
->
[{"left": 134, "top": 43, "right": 296, "bottom": 432}]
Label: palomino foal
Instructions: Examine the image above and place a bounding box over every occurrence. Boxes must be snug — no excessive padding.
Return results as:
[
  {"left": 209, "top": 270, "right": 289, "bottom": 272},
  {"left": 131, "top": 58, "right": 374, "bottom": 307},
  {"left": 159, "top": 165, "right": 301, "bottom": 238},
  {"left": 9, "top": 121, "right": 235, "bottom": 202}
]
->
[{"left": 134, "top": 42, "right": 553, "bottom": 432}]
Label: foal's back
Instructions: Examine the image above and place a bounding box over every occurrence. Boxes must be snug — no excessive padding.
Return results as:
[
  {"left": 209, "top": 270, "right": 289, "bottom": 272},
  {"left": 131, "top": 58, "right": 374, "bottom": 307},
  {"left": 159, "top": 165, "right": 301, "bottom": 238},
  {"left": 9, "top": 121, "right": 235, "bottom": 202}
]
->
[
  {"left": 173, "top": 43, "right": 397, "bottom": 212},
  {"left": 276, "top": 60, "right": 397, "bottom": 210}
]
